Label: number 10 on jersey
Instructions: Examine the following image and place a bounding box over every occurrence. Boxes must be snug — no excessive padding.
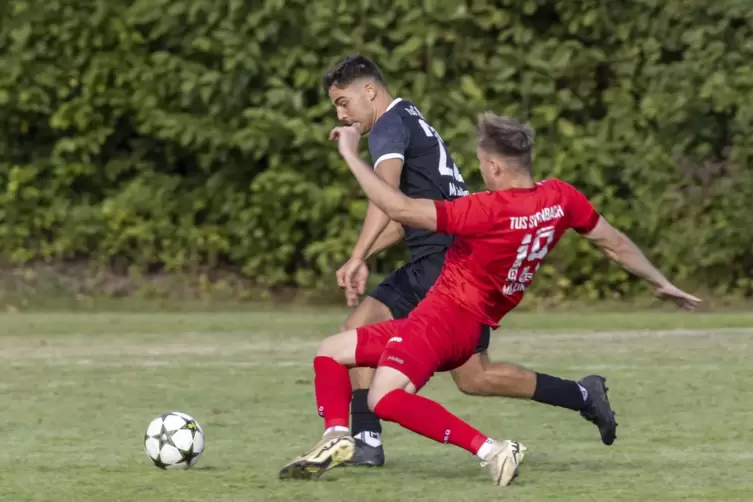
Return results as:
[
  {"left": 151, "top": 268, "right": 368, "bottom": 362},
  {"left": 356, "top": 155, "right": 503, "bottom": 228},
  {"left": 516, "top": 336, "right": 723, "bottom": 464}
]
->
[{"left": 507, "top": 226, "right": 555, "bottom": 284}]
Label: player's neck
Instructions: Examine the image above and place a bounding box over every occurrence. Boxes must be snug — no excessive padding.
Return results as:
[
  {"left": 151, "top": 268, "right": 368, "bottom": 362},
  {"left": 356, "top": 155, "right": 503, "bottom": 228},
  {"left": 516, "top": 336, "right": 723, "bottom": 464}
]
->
[
  {"left": 497, "top": 175, "right": 535, "bottom": 191},
  {"left": 372, "top": 93, "right": 395, "bottom": 122}
]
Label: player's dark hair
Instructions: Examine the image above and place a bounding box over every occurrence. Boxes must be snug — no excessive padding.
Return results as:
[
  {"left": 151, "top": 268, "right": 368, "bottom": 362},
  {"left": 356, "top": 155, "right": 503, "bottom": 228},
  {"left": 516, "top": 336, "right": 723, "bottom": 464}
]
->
[
  {"left": 476, "top": 113, "right": 535, "bottom": 170},
  {"left": 322, "top": 55, "right": 386, "bottom": 93}
]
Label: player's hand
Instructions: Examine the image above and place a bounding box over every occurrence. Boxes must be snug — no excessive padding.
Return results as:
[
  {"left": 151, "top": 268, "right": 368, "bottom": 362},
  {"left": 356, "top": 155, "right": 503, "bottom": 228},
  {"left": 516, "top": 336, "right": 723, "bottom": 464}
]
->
[
  {"left": 329, "top": 126, "right": 361, "bottom": 157},
  {"left": 336, "top": 257, "right": 369, "bottom": 308},
  {"left": 654, "top": 283, "right": 702, "bottom": 310}
]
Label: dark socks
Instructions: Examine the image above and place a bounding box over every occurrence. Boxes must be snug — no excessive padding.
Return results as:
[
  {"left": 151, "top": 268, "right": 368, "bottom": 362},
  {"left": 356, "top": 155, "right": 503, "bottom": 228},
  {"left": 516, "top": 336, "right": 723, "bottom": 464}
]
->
[
  {"left": 532, "top": 372, "right": 588, "bottom": 411},
  {"left": 350, "top": 389, "right": 382, "bottom": 437}
]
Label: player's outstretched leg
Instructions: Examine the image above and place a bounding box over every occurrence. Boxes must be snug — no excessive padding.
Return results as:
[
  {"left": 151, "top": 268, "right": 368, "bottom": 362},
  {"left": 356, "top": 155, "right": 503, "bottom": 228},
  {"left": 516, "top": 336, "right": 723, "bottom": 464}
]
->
[
  {"left": 451, "top": 354, "right": 617, "bottom": 445},
  {"left": 577, "top": 375, "right": 617, "bottom": 445},
  {"left": 522, "top": 369, "right": 618, "bottom": 445},
  {"left": 369, "top": 366, "right": 526, "bottom": 487}
]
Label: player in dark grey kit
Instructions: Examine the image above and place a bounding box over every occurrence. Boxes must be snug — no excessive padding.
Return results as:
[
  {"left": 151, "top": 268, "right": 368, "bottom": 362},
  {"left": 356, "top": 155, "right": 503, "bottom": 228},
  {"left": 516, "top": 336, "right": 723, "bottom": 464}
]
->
[{"left": 322, "top": 55, "right": 617, "bottom": 467}]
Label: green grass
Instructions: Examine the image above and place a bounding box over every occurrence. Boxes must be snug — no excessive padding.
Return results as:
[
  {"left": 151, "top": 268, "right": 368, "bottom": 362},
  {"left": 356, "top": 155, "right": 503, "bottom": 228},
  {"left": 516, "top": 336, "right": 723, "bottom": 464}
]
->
[{"left": 1, "top": 309, "right": 752, "bottom": 501}]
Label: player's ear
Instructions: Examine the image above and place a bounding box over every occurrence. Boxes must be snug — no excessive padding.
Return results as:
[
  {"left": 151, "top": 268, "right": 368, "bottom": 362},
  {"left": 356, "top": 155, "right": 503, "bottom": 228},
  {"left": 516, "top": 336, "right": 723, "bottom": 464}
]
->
[
  {"left": 491, "top": 157, "right": 504, "bottom": 177},
  {"left": 364, "top": 81, "right": 376, "bottom": 101}
]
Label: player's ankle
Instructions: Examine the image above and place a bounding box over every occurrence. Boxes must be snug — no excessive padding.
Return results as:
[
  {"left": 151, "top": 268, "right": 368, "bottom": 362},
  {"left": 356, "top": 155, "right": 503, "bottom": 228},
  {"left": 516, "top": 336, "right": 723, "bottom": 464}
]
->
[
  {"left": 351, "top": 389, "right": 383, "bottom": 443},
  {"left": 323, "top": 426, "right": 349, "bottom": 438},
  {"left": 532, "top": 372, "right": 588, "bottom": 411},
  {"left": 354, "top": 431, "right": 382, "bottom": 447},
  {"left": 475, "top": 437, "right": 495, "bottom": 460}
]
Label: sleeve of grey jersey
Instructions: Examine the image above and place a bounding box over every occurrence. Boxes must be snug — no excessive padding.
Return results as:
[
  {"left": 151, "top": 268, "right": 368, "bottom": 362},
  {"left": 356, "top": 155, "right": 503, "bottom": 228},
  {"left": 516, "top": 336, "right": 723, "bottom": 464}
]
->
[{"left": 367, "top": 114, "right": 410, "bottom": 169}]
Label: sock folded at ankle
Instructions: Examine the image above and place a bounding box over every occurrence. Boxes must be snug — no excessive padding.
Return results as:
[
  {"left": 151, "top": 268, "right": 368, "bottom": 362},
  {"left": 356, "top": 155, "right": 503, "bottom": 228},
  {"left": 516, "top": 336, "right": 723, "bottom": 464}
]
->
[{"left": 532, "top": 373, "right": 588, "bottom": 411}]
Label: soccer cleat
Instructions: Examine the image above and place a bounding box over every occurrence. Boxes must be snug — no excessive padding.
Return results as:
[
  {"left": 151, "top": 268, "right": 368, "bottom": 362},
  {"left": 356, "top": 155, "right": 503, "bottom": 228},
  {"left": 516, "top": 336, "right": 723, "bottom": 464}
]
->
[
  {"left": 578, "top": 375, "right": 618, "bottom": 445},
  {"left": 480, "top": 440, "right": 527, "bottom": 487},
  {"left": 342, "top": 437, "right": 385, "bottom": 467},
  {"left": 278, "top": 431, "right": 356, "bottom": 480}
]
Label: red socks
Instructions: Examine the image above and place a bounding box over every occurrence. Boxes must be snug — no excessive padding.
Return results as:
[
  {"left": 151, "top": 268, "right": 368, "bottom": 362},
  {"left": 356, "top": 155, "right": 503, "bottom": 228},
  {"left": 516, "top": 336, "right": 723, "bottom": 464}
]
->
[
  {"left": 313, "top": 356, "right": 352, "bottom": 429},
  {"left": 313, "top": 357, "right": 488, "bottom": 455},
  {"left": 374, "top": 389, "right": 488, "bottom": 454}
]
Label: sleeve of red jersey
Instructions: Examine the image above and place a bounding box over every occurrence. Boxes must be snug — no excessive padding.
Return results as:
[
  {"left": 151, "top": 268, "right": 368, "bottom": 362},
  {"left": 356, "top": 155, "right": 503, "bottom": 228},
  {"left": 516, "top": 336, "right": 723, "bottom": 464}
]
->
[
  {"left": 434, "top": 192, "right": 495, "bottom": 236},
  {"left": 560, "top": 181, "right": 600, "bottom": 234}
]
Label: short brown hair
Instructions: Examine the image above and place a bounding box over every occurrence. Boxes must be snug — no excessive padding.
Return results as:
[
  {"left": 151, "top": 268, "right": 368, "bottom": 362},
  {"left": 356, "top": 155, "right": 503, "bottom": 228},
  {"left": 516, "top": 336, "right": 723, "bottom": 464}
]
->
[
  {"left": 322, "top": 55, "right": 386, "bottom": 93},
  {"left": 476, "top": 112, "right": 535, "bottom": 170}
]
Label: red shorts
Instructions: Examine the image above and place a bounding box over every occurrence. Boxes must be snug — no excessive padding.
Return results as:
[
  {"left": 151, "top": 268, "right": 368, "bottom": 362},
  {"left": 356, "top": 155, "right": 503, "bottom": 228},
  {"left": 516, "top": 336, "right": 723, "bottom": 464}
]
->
[{"left": 355, "top": 293, "right": 484, "bottom": 390}]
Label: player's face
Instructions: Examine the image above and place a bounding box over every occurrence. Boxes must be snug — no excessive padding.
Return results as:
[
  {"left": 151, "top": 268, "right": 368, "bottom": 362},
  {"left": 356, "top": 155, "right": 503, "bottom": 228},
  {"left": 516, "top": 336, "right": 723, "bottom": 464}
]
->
[{"left": 328, "top": 82, "right": 375, "bottom": 134}]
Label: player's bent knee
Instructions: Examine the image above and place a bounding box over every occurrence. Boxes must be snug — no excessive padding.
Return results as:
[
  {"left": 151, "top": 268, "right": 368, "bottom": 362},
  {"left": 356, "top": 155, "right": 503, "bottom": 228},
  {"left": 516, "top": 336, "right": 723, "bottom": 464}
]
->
[
  {"left": 316, "top": 337, "right": 336, "bottom": 358},
  {"left": 316, "top": 330, "right": 357, "bottom": 366}
]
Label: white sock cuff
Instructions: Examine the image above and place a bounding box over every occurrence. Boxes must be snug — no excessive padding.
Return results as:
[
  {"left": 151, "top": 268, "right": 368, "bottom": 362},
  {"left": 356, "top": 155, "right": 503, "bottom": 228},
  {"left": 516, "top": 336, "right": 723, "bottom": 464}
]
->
[
  {"left": 323, "top": 426, "right": 349, "bottom": 437},
  {"left": 476, "top": 438, "right": 495, "bottom": 460}
]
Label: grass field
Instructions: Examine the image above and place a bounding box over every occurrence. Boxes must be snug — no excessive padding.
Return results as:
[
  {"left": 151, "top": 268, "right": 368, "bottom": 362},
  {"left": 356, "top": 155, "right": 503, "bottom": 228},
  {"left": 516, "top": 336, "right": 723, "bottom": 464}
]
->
[{"left": 2, "top": 309, "right": 753, "bottom": 502}]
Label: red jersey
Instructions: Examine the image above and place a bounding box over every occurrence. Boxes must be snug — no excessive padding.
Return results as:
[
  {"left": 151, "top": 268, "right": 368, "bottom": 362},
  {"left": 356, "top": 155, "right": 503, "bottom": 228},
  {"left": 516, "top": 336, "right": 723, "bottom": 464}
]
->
[{"left": 432, "top": 178, "right": 600, "bottom": 328}]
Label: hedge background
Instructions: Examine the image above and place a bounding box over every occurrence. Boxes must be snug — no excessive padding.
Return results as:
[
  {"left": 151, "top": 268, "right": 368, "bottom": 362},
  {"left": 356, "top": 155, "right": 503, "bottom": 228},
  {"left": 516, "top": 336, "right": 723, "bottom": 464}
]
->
[{"left": 1, "top": 0, "right": 752, "bottom": 300}]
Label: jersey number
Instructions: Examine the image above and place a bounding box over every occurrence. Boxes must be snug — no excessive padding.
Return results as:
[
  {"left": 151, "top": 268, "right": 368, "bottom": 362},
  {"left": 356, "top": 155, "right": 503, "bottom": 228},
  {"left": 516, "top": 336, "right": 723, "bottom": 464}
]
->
[
  {"left": 507, "top": 226, "right": 555, "bottom": 284},
  {"left": 418, "top": 119, "right": 465, "bottom": 183}
]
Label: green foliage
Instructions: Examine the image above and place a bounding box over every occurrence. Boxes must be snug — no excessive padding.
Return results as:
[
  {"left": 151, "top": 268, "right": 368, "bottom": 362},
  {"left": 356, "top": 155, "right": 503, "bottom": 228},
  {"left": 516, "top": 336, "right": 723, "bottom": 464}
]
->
[{"left": 0, "top": 0, "right": 752, "bottom": 297}]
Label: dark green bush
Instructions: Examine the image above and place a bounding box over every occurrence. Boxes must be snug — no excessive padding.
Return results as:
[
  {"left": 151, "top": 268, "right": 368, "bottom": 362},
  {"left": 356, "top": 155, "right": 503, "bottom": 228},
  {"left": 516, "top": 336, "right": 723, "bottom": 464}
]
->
[{"left": 1, "top": 0, "right": 751, "bottom": 297}]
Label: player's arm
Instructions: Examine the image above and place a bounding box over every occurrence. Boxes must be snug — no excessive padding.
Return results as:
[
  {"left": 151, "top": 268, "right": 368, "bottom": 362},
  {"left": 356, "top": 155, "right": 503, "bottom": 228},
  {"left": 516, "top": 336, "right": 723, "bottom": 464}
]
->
[
  {"left": 337, "top": 118, "right": 440, "bottom": 234},
  {"left": 364, "top": 220, "right": 404, "bottom": 260},
  {"left": 339, "top": 149, "right": 491, "bottom": 236},
  {"left": 583, "top": 217, "right": 674, "bottom": 289},
  {"left": 348, "top": 114, "right": 412, "bottom": 259},
  {"left": 563, "top": 181, "right": 700, "bottom": 309},
  {"left": 349, "top": 159, "right": 404, "bottom": 260},
  {"left": 340, "top": 148, "right": 438, "bottom": 231}
]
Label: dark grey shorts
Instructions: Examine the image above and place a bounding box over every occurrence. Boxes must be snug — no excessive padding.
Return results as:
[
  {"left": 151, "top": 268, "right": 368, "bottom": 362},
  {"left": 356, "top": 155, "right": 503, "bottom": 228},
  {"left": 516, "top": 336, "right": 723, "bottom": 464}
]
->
[{"left": 368, "top": 252, "right": 490, "bottom": 354}]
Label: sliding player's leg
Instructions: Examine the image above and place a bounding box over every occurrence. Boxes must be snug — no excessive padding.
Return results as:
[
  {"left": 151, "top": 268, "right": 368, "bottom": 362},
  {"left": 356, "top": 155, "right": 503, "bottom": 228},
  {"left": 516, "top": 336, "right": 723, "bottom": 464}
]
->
[
  {"left": 365, "top": 322, "right": 525, "bottom": 488},
  {"left": 450, "top": 331, "right": 617, "bottom": 445}
]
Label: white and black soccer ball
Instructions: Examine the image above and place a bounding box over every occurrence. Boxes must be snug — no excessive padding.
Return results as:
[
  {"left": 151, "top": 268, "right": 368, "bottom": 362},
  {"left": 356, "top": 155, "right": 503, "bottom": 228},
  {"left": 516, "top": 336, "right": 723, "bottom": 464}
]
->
[{"left": 144, "top": 412, "right": 205, "bottom": 470}]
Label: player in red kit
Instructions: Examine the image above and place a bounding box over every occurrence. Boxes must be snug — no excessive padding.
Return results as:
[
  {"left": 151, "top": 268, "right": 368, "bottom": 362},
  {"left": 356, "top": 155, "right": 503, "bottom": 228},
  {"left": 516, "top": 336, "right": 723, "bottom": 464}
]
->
[{"left": 279, "top": 113, "right": 700, "bottom": 487}]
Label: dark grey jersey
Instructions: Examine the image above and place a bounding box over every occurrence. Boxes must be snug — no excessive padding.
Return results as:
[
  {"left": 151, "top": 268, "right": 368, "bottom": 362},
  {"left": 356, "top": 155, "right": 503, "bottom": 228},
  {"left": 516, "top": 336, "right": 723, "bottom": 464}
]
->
[{"left": 368, "top": 98, "right": 469, "bottom": 261}]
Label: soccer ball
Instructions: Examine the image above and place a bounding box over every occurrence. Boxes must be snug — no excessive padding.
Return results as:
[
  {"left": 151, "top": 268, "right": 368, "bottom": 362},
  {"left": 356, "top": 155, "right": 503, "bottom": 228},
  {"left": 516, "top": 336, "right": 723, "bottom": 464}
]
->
[{"left": 143, "top": 412, "right": 205, "bottom": 470}]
